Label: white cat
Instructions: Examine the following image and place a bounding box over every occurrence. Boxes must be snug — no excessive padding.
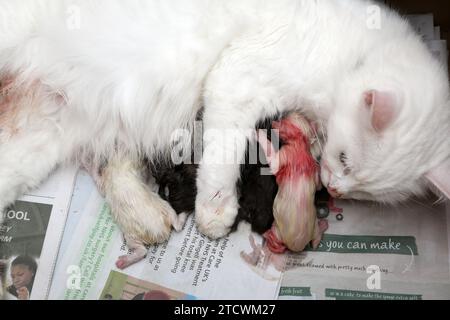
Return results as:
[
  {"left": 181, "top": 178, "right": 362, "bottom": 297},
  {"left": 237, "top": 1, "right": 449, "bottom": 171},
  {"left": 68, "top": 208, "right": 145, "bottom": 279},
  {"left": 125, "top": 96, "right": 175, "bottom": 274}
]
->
[{"left": 0, "top": 0, "right": 448, "bottom": 252}]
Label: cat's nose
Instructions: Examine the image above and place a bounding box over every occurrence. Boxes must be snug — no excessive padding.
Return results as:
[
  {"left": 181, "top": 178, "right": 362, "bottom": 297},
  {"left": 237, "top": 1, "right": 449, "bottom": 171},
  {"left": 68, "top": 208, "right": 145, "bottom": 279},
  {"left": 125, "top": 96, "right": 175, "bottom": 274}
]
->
[{"left": 327, "top": 185, "right": 343, "bottom": 198}]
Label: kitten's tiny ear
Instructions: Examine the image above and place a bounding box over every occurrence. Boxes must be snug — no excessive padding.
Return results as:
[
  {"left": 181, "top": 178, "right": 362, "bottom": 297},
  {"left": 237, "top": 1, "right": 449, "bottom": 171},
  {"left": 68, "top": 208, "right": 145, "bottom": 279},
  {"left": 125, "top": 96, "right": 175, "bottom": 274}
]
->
[
  {"left": 364, "top": 90, "right": 399, "bottom": 133},
  {"left": 426, "top": 160, "right": 450, "bottom": 199}
]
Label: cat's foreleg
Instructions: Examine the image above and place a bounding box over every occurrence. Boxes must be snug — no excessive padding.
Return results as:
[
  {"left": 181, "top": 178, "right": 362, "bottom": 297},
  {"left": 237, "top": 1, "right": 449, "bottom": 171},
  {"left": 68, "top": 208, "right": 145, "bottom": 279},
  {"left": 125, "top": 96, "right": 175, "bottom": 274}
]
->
[
  {"left": 196, "top": 88, "right": 269, "bottom": 239},
  {"left": 194, "top": 26, "right": 292, "bottom": 239},
  {"left": 91, "top": 155, "right": 179, "bottom": 255}
]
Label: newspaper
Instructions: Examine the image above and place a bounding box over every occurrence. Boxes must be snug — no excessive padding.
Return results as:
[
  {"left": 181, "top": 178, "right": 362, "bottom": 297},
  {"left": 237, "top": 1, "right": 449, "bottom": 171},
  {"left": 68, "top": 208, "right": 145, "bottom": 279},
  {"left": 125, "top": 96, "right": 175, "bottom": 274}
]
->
[
  {"left": 48, "top": 171, "right": 283, "bottom": 300},
  {"left": 0, "top": 166, "right": 78, "bottom": 300},
  {"left": 407, "top": 14, "right": 436, "bottom": 41},
  {"left": 407, "top": 14, "right": 449, "bottom": 71},
  {"left": 45, "top": 170, "right": 450, "bottom": 301},
  {"left": 2, "top": 167, "right": 448, "bottom": 301},
  {"left": 427, "top": 40, "right": 449, "bottom": 70},
  {"left": 279, "top": 199, "right": 450, "bottom": 300}
]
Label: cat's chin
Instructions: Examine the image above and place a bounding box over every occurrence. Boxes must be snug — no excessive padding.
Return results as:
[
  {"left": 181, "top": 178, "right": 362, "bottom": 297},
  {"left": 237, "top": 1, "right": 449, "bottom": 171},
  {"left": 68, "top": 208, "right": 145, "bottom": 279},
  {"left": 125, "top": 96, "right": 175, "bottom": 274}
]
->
[
  {"left": 342, "top": 190, "right": 413, "bottom": 205},
  {"left": 341, "top": 191, "right": 373, "bottom": 201}
]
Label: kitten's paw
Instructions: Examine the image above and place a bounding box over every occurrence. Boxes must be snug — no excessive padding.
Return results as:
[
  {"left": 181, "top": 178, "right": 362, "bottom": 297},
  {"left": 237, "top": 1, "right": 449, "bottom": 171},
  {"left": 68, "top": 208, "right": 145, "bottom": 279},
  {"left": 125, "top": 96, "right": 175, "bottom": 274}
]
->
[
  {"left": 311, "top": 219, "right": 329, "bottom": 249},
  {"left": 116, "top": 252, "right": 146, "bottom": 270},
  {"left": 172, "top": 212, "right": 189, "bottom": 232},
  {"left": 195, "top": 190, "right": 238, "bottom": 239},
  {"left": 116, "top": 235, "right": 148, "bottom": 269},
  {"left": 318, "top": 219, "right": 329, "bottom": 232}
]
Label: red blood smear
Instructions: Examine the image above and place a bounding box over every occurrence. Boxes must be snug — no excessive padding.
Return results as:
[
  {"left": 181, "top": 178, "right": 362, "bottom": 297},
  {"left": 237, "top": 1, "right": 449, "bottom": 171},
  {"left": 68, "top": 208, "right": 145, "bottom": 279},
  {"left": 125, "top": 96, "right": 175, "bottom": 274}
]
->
[
  {"left": 264, "top": 229, "right": 287, "bottom": 254},
  {"left": 274, "top": 119, "right": 318, "bottom": 185},
  {"left": 266, "top": 117, "right": 318, "bottom": 254}
]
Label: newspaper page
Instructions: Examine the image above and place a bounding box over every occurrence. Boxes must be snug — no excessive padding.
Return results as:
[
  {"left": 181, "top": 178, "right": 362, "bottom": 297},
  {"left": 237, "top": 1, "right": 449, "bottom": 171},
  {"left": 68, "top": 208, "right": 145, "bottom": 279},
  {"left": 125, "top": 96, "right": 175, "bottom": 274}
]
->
[
  {"left": 279, "top": 199, "right": 450, "bottom": 300},
  {"left": 47, "top": 170, "right": 450, "bottom": 301},
  {"left": 0, "top": 166, "right": 78, "bottom": 300},
  {"left": 407, "top": 14, "right": 436, "bottom": 41},
  {"left": 49, "top": 171, "right": 283, "bottom": 300},
  {"left": 407, "top": 14, "right": 449, "bottom": 71},
  {"left": 426, "top": 40, "right": 449, "bottom": 71}
]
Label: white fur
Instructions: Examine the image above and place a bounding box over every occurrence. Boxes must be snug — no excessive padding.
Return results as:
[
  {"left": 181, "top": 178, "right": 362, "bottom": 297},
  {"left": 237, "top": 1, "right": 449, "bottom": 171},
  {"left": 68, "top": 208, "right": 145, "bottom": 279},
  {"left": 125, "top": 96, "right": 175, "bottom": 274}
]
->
[
  {"left": 0, "top": 0, "right": 448, "bottom": 243},
  {"left": 90, "top": 155, "right": 178, "bottom": 244}
]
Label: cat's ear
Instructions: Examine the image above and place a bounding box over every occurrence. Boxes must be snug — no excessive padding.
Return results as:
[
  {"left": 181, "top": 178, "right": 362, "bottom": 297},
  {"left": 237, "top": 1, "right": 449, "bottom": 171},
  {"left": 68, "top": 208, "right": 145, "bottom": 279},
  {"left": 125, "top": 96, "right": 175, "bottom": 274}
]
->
[
  {"left": 364, "top": 90, "right": 399, "bottom": 133},
  {"left": 425, "top": 160, "right": 450, "bottom": 199}
]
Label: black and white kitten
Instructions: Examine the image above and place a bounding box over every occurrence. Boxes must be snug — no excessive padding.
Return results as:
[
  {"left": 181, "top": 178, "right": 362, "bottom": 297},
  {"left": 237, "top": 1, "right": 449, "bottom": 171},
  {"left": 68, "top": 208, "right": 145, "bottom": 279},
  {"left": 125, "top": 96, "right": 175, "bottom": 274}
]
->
[{"left": 149, "top": 119, "right": 278, "bottom": 235}]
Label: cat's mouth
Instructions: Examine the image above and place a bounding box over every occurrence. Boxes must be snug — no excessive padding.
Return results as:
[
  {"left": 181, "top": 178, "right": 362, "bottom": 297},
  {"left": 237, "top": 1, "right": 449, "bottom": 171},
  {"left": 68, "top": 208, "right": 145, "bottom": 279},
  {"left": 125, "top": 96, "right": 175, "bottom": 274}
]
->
[{"left": 326, "top": 186, "right": 343, "bottom": 199}]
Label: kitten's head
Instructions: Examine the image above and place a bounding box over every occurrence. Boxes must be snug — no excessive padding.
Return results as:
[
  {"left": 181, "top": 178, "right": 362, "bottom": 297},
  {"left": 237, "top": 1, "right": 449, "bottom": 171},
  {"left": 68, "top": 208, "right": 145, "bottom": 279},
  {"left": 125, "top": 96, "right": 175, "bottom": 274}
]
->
[{"left": 320, "top": 41, "right": 450, "bottom": 204}]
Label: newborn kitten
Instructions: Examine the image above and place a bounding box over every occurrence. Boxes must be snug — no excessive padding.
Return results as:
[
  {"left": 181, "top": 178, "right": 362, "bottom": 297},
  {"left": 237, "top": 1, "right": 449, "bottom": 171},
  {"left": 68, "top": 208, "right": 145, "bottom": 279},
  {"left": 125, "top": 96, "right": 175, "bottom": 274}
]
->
[
  {"left": 149, "top": 163, "right": 197, "bottom": 232},
  {"left": 258, "top": 113, "right": 327, "bottom": 253},
  {"left": 149, "top": 119, "right": 278, "bottom": 235}
]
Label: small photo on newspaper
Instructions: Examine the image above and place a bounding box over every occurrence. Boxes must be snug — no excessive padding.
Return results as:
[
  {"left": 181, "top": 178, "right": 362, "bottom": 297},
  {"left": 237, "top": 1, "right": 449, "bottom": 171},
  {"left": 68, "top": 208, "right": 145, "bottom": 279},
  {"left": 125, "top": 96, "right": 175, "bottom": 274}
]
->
[
  {"left": 100, "top": 270, "right": 197, "bottom": 300},
  {"left": 0, "top": 167, "right": 77, "bottom": 301},
  {"left": 0, "top": 201, "right": 52, "bottom": 300}
]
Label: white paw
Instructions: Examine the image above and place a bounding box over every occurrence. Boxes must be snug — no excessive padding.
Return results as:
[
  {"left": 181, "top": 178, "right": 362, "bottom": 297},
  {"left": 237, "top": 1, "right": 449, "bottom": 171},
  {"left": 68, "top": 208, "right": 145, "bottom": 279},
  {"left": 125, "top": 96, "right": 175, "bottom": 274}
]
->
[
  {"left": 113, "top": 192, "right": 176, "bottom": 246},
  {"left": 172, "top": 212, "right": 189, "bottom": 232},
  {"left": 195, "top": 189, "right": 238, "bottom": 239}
]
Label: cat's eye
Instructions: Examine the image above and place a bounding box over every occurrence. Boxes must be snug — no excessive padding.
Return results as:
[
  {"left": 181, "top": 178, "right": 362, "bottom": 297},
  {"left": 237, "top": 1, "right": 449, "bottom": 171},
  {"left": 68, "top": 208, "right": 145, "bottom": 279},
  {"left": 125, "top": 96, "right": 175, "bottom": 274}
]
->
[
  {"left": 339, "top": 152, "right": 347, "bottom": 166},
  {"left": 339, "top": 152, "right": 351, "bottom": 175}
]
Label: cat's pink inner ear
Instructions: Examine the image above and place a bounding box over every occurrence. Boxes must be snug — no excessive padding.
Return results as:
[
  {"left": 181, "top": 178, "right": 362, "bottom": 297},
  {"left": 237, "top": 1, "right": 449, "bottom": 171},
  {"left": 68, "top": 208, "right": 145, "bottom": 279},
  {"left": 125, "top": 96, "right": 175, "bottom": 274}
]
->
[
  {"left": 364, "top": 90, "right": 398, "bottom": 133},
  {"left": 426, "top": 160, "right": 450, "bottom": 199}
]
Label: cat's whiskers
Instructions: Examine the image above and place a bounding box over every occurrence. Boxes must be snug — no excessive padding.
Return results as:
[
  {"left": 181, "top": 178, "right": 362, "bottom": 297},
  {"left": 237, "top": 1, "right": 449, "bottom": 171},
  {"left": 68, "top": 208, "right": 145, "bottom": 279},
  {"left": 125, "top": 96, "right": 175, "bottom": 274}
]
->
[
  {"left": 408, "top": 196, "right": 439, "bottom": 211},
  {"left": 319, "top": 120, "right": 328, "bottom": 145},
  {"left": 310, "top": 122, "right": 324, "bottom": 158}
]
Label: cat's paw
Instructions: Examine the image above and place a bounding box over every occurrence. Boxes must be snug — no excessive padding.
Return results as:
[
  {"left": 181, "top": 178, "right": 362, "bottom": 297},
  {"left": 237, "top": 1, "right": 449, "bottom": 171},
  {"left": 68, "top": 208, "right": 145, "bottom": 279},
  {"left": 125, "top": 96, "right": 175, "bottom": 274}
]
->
[
  {"left": 195, "top": 189, "right": 238, "bottom": 239},
  {"left": 114, "top": 193, "right": 177, "bottom": 246}
]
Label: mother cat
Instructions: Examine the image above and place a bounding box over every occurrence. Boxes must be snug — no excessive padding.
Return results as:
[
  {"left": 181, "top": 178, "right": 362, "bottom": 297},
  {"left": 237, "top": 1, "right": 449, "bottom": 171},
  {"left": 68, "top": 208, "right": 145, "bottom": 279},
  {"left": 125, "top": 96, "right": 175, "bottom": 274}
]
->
[{"left": 0, "top": 0, "right": 449, "bottom": 246}]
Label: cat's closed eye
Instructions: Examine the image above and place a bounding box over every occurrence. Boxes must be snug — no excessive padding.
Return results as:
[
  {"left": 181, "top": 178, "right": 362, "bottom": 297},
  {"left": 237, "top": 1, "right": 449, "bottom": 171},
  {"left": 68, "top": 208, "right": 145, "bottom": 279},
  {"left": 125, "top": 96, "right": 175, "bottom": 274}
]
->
[
  {"left": 339, "top": 152, "right": 347, "bottom": 165},
  {"left": 339, "top": 152, "right": 351, "bottom": 175}
]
